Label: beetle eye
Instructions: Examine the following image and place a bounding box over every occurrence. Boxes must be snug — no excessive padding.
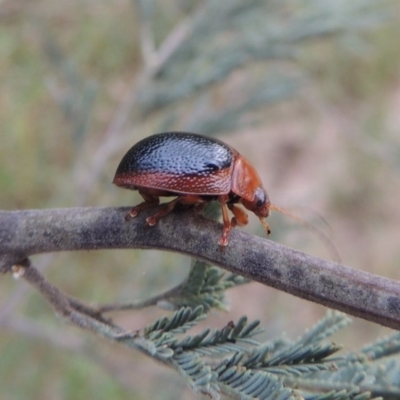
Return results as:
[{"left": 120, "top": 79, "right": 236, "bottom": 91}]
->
[{"left": 254, "top": 188, "right": 266, "bottom": 208}]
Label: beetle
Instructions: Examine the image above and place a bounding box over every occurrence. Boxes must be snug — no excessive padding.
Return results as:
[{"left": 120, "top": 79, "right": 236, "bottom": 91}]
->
[{"left": 113, "top": 131, "right": 271, "bottom": 246}]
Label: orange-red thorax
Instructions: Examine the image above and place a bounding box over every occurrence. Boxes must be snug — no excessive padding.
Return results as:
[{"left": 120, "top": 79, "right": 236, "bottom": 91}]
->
[
  {"left": 231, "top": 153, "right": 270, "bottom": 218},
  {"left": 231, "top": 154, "right": 263, "bottom": 202}
]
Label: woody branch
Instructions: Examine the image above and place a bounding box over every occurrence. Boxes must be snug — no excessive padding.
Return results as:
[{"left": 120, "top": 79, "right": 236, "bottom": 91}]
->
[{"left": 0, "top": 207, "right": 400, "bottom": 330}]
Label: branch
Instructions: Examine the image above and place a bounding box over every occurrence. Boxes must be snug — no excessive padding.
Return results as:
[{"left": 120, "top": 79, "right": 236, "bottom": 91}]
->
[{"left": 1, "top": 207, "right": 400, "bottom": 330}]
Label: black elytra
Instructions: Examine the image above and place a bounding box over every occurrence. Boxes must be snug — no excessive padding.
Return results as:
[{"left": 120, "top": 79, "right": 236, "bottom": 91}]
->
[{"left": 115, "top": 132, "right": 233, "bottom": 177}]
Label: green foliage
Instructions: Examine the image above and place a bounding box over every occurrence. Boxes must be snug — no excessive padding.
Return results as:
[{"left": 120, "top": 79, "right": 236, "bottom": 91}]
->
[
  {"left": 145, "top": 305, "right": 206, "bottom": 336},
  {"left": 116, "top": 301, "right": 395, "bottom": 399},
  {"left": 162, "top": 260, "right": 249, "bottom": 311},
  {"left": 174, "top": 315, "right": 263, "bottom": 355}
]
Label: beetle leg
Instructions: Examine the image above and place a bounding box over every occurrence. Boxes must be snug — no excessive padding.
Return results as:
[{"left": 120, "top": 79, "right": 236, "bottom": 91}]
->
[
  {"left": 145, "top": 195, "right": 205, "bottom": 226},
  {"left": 177, "top": 194, "right": 207, "bottom": 216},
  {"left": 146, "top": 197, "right": 181, "bottom": 226},
  {"left": 227, "top": 204, "right": 248, "bottom": 227},
  {"left": 125, "top": 191, "right": 160, "bottom": 220},
  {"left": 178, "top": 195, "right": 205, "bottom": 205},
  {"left": 218, "top": 196, "right": 232, "bottom": 247}
]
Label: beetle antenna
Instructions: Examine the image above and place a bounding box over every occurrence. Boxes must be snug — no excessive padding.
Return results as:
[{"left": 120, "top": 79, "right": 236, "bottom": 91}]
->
[
  {"left": 259, "top": 217, "right": 271, "bottom": 236},
  {"left": 269, "top": 204, "right": 341, "bottom": 263}
]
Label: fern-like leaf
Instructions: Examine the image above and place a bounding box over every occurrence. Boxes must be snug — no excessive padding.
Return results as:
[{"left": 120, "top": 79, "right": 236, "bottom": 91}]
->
[
  {"left": 297, "top": 311, "right": 352, "bottom": 346},
  {"left": 173, "top": 316, "right": 262, "bottom": 356},
  {"left": 172, "top": 351, "right": 220, "bottom": 399},
  {"left": 216, "top": 353, "right": 296, "bottom": 400},
  {"left": 361, "top": 332, "right": 400, "bottom": 361},
  {"left": 144, "top": 305, "right": 205, "bottom": 336}
]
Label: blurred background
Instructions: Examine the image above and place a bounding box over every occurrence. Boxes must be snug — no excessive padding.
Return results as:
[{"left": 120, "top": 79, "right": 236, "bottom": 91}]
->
[{"left": 1, "top": 1, "right": 400, "bottom": 399}]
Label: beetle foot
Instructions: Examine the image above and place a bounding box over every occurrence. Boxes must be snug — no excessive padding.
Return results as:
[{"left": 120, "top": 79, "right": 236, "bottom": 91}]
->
[
  {"left": 125, "top": 209, "right": 138, "bottom": 220},
  {"left": 218, "top": 235, "right": 229, "bottom": 247},
  {"left": 146, "top": 216, "right": 157, "bottom": 226}
]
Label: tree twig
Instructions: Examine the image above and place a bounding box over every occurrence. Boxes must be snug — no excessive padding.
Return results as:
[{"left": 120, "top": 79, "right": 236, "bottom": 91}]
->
[
  {"left": 1, "top": 207, "right": 400, "bottom": 330},
  {"left": 96, "top": 281, "right": 187, "bottom": 313}
]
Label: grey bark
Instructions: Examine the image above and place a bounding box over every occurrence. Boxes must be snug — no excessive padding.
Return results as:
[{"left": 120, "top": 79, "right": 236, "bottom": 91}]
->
[{"left": 1, "top": 207, "right": 399, "bottom": 329}]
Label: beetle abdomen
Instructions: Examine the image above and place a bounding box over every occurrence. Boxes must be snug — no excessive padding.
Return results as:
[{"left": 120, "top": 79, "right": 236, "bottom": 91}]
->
[{"left": 113, "top": 132, "right": 236, "bottom": 195}]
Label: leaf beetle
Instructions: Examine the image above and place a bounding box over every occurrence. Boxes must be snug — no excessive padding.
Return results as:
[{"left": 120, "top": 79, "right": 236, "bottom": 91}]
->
[{"left": 113, "top": 131, "right": 271, "bottom": 246}]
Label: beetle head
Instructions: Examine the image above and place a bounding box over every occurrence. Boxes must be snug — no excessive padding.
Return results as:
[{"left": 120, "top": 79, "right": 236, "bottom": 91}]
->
[
  {"left": 241, "top": 186, "right": 271, "bottom": 236},
  {"left": 241, "top": 186, "right": 270, "bottom": 216},
  {"left": 253, "top": 187, "right": 270, "bottom": 218}
]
